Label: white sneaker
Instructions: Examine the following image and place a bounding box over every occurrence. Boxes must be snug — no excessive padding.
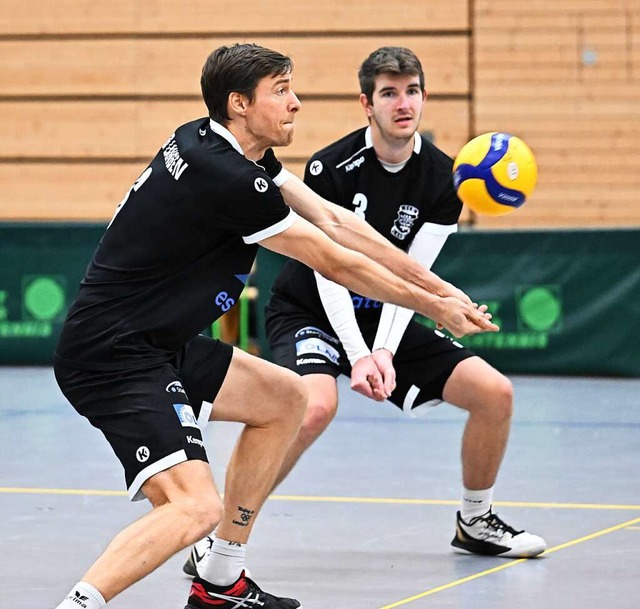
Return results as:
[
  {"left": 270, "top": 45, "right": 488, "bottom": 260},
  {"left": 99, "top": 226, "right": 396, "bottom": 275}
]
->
[
  {"left": 183, "top": 536, "right": 253, "bottom": 578},
  {"left": 451, "top": 509, "right": 547, "bottom": 558},
  {"left": 183, "top": 535, "right": 214, "bottom": 577}
]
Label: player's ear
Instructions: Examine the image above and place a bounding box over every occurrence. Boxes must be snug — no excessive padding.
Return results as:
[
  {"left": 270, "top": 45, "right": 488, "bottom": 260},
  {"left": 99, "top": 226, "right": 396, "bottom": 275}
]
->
[
  {"left": 228, "top": 91, "right": 249, "bottom": 118},
  {"left": 359, "top": 93, "right": 373, "bottom": 117}
]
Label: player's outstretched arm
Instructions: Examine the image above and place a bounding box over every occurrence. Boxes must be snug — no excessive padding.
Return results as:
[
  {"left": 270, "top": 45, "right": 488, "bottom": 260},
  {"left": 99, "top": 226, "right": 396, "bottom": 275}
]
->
[
  {"left": 278, "top": 173, "right": 471, "bottom": 303},
  {"left": 259, "top": 216, "right": 498, "bottom": 338}
]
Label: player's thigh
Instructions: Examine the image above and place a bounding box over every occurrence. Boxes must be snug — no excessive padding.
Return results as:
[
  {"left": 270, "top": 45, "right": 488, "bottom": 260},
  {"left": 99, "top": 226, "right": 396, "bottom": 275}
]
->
[
  {"left": 384, "top": 321, "right": 474, "bottom": 416},
  {"left": 442, "top": 356, "right": 513, "bottom": 415},
  {"left": 211, "top": 346, "right": 308, "bottom": 427}
]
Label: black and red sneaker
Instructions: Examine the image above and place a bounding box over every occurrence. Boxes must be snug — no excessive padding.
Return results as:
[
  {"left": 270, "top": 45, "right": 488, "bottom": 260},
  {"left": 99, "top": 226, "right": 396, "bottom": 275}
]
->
[{"left": 185, "top": 571, "right": 301, "bottom": 608}]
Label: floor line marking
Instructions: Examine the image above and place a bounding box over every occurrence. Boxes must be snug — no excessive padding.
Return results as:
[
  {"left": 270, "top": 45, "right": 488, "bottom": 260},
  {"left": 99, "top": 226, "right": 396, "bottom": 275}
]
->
[
  {"left": 378, "top": 515, "right": 640, "bottom": 609},
  {"left": 1, "top": 487, "right": 640, "bottom": 511}
]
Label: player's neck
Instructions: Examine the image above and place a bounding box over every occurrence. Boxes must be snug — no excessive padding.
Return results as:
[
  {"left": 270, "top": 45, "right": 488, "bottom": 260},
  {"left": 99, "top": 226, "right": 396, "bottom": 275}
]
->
[
  {"left": 225, "top": 123, "right": 268, "bottom": 161},
  {"left": 370, "top": 128, "right": 414, "bottom": 164}
]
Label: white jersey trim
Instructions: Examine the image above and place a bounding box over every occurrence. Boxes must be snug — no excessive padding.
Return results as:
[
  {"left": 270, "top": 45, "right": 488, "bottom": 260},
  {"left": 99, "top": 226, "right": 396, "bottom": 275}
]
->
[
  {"left": 243, "top": 208, "right": 298, "bottom": 244},
  {"left": 335, "top": 126, "right": 374, "bottom": 169},
  {"left": 129, "top": 449, "right": 188, "bottom": 502},
  {"left": 419, "top": 222, "right": 458, "bottom": 236},
  {"left": 209, "top": 120, "right": 244, "bottom": 155}
]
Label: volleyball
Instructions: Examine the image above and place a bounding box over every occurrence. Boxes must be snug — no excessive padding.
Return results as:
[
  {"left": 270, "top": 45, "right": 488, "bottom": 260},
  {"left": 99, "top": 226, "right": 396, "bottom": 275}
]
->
[{"left": 452, "top": 132, "right": 538, "bottom": 216}]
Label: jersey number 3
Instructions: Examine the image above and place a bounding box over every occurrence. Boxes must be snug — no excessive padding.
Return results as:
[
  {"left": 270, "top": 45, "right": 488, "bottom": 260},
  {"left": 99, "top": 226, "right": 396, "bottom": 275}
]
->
[{"left": 352, "top": 193, "right": 368, "bottom": 219}]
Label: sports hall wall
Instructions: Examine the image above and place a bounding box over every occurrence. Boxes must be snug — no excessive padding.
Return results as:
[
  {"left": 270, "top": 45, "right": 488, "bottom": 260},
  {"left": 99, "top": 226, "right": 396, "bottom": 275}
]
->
[{"left": 1, "top": 0, "right": 639, "bottom": 373}]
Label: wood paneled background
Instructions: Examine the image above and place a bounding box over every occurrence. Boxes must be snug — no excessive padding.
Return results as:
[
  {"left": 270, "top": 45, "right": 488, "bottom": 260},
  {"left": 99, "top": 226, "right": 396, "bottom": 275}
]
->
[{"left": 1, "top": 0, "right": 638, "bottom": 227}]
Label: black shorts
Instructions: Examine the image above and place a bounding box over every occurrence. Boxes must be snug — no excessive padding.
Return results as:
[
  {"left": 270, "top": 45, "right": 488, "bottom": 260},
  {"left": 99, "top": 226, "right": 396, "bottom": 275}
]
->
[
  {"left": 265, "top": 300, "right": 475, "bottom": 415},
  {"left": 54, "top": 335, "right": 233, "bottom": 501}
]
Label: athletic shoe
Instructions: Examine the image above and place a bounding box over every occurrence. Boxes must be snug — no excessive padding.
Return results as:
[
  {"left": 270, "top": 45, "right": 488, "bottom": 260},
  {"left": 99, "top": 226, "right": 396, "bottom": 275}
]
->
[
  {"left": 183, "top": 535, "right": 214, "bottom": 577},
  {"left": 451, "top": 509, "right": 547, "bottom": 558},
  {"left": 185, "top": 572, "right": 301, "bottom": 608}
]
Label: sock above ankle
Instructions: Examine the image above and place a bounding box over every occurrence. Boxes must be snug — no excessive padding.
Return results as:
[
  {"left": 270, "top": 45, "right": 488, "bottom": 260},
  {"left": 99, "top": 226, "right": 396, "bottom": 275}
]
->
[
  {"left": 56, "top": 582, "right": 106, "bottom": 609},
  {"left": 200, "top": 535, "right": 247, "bottom": 586},
  {"left": 461, "top": 486, "right": 494, "bottom": 521}
]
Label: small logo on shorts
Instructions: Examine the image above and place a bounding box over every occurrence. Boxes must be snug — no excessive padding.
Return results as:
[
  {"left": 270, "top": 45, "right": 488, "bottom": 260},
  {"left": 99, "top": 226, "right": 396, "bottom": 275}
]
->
[
  {"left": 166, "top": 381, "right": 186, "bottom": 394},
  {"left": 173, "top": 403, "right": 199, "bottom": 429},
  {"left": 136, "top": 446, "right": 150, "bottom": 462},
  {"left": 187, "top": 435, "right": 205, "bottom": 448}
]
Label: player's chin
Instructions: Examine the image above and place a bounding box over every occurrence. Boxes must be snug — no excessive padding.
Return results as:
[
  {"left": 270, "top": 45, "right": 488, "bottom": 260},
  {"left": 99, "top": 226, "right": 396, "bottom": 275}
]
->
[{"left": 277, "top": 124, "right": 295, "bottom": 146}]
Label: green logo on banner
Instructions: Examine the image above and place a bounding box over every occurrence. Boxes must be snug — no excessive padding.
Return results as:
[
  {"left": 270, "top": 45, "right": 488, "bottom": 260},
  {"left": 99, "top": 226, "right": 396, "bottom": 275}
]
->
[
  {"left": 516, "top": 285, "right": 563, "bottom": 332},
  {"left": 417, "top": 284, "right": 564, "bottom": 350},
  {"left": 0, "top": 276, "right": 67, "bottom": 339},
  {"left": 23, "top": 276, "right": 66, "bottom": 321}
]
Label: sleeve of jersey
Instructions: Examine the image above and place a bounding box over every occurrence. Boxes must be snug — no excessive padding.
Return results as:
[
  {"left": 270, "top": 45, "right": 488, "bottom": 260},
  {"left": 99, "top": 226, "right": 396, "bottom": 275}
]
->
[
  {"left": 372, "top": 223, "right": 455, "bottom": 354},
  {"left": 256, "top": 148, "right": 292, "bottom": 187},
  {"left": 303, "top": 156, "right": 339, "bottom": 202},
  {"left": 212, "top": 169, "right": 298, "bottom": 244},
  {"left": 314, "top": 271, "right": 371, "bottom": 366}
]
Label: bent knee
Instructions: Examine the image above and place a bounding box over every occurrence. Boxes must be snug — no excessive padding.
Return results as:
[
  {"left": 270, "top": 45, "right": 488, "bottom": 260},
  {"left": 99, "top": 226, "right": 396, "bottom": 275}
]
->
[
  {"left": 175, "top": 491, "right": 224, "bottom": 542},
  {"left": 301, "top": 398, "right": 337, "bottom": 438}
]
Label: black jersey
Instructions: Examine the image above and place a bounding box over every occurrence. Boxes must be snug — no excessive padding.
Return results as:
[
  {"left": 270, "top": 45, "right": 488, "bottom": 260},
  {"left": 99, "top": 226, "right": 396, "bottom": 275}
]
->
[
  {"left": 270, "top": 126, "right": 462, "bottom": 321},
  {"left": 56, "top": 118, "right": 295, "bottom": 371}
]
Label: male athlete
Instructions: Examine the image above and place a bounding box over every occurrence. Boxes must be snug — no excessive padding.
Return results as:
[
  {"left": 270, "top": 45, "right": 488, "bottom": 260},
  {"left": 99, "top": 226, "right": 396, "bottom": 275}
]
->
[
  {"left": 52, "top": 44, "right": 497, "bottom": 609},
  {"left": 184, "top": 47, "right": 545, "bottom": 577}
]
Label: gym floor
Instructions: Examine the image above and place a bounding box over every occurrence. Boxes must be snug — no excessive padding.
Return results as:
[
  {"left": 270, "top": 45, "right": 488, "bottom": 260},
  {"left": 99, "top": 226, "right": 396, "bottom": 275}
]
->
[{"left": 1, "top": 367, "right": 639, "bottom": 608}]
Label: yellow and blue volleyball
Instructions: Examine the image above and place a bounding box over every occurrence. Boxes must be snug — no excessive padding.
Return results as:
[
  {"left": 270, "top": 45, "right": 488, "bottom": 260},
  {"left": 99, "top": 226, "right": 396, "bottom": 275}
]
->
[{"left": 452, "top": 132, "right": 538, "bottom": 216}]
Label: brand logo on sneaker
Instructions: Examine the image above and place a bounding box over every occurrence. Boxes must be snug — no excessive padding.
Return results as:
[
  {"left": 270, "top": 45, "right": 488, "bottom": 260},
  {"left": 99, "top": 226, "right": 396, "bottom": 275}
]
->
[{"left": 136, "top": 446, "right": 150, "bottom": 462}]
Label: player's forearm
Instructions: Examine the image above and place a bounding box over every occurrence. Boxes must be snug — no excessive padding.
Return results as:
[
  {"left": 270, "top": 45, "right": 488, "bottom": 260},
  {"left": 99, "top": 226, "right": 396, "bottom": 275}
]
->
[
  {"left": 318, "top": 249, "right": 447, "bottom": 324},
  {"left": 326, "top": 202, "right": 449, "bottom": 293},
  {"left": 279, "top": 174, "right": 447, "bottom": 295}
]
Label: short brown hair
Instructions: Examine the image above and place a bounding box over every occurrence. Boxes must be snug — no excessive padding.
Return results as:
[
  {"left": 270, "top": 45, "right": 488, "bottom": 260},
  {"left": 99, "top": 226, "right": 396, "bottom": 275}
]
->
[
  {"left": 201, "top": 43, "right": 293, "bottom": 123},
  {"left": 358, "top": 46, "right": 425, "bottom": 102}
]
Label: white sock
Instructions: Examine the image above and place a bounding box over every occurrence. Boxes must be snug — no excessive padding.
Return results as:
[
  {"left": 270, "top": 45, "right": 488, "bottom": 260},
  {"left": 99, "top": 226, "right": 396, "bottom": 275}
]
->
[
  {"left": 461, "top": 486, "right": 494, "bottom": 521},
  {"left": 200, "top": 536, "right": 247, "bottom": 586},
  {"left": 56, "top": 582, "right": 106, "bottom": 609}
]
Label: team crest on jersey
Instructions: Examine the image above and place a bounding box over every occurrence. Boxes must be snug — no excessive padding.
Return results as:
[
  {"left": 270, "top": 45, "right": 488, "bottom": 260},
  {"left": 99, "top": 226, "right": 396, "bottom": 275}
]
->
[
  {"left": 391, "top": 204, "right": 419, "bottom": 240},
  {"left": 309, "top": 160, "right": 323, "bottom": 176}
]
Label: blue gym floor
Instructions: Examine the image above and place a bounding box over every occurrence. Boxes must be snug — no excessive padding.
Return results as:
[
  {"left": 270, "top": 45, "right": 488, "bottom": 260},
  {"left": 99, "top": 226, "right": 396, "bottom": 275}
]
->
[{"left": 1, "top": 367, "right": 639, "bottom": 608}]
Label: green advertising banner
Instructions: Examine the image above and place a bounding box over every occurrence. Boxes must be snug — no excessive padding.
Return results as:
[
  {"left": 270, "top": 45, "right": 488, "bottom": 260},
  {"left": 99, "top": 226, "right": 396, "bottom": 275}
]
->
[
  {"left": 1, "top": 224, "right": 639, "bottom": 377},
  {"left": 0, "top": 223, "right": 105, "bottom": 365},
  {"left": 254, "top": 228, "right": 640, "bottom": 377}
]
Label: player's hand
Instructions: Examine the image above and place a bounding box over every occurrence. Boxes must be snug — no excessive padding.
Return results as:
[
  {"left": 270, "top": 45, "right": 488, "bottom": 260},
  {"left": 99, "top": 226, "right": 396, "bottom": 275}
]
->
[
  {"left": 371, "top": 349, "right": 397, "bottom": 397},
  {"left": 351, "top": 355, "right": 388, "bottom": 401},
  {"left": 436, "top": 297, "right": 499, "bottom": 338},
  {"left": 439, "top": 280, "right": 474, "bottom": 305}
]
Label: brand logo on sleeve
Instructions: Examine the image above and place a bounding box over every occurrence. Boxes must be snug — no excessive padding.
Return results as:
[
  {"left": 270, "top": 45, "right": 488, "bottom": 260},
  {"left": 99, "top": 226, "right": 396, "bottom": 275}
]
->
[
  {"left": 254, "top": 177, "right": 269, "bottom": 192},
  {"left": 309, "top": 160, "right": 323, "bottom": 175}
]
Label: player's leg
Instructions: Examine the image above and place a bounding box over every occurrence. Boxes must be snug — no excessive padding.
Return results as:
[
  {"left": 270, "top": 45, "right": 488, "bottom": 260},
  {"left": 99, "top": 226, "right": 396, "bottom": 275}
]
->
[
  {"left": 389, "top": 323, "right": 546, "bottom": 558},
  {"left": 178, "top": 338, "right": 305, "bottom": 607},
  {"left": 273, "top": 372, "right": 339, "bottom": 488},
  {"left": 75, "top": 460, "right": 222, "bottom": 603},
  {"left": 53, "top": 361, "right": 226, "bottom": 608},
  {"left": 442, "top": 356, "right": 546, "bottom": 557},
  {"left": 442, "top": 355, "right": 512, "bottom": 492}
]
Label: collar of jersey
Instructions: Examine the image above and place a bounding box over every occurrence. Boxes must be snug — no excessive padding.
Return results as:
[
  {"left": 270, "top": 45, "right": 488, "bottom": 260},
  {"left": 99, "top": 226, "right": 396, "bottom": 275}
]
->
[
  {"left": 364, "top": 126, "right": 422, "bottom": 155},
  {"left": 209, "top": 119, "right": 244, "bottom": 155}
]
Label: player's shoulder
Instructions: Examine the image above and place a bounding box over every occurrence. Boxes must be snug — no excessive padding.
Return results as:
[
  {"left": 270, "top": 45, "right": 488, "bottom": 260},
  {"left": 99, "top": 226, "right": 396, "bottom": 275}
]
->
[
  {"left": 417, "top": 134, "right": 454, "bottom": 172},
  {"left": 172, "top": 118, "right": 265, "bottom": 184},
  {"left": 307, "top": 127, "right": 369, "bottom": 171}
]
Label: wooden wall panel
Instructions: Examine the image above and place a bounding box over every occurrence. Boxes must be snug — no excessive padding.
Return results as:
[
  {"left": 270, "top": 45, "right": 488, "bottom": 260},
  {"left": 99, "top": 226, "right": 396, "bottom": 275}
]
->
[
  {"left": 0, "top": 99, "right": 469, "bottom": 161},
  {"left": 0, "top": 0, "right": 469, "bottom": 35},
  {"left": 473, "top": 0, "right": 640, "bottom": 228},
  {"left": 0, "top": 36, "right": 469, "bottom": 97}
]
